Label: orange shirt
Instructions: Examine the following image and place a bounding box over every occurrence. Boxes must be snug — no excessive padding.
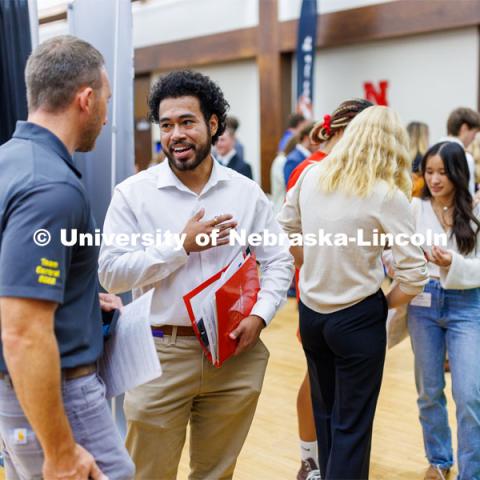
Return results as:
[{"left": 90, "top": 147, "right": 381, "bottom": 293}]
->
[
  {"left": 285, "top": 150, "right": 327, "bottom": 303},
  {"left": 412, "top": 172, "right": 425, "bottom": 198},
  {"left": 286, "top": 150, "right": 327, "bottom": 192}
]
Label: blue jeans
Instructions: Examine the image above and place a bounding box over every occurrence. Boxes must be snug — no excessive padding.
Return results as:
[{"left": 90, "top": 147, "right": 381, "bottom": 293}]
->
[
  {"left": 0, "top": 373, "right": 135, "bottom": 480},
  {"left": 408, "top": 279, "right": 480, "bottom": 480}
]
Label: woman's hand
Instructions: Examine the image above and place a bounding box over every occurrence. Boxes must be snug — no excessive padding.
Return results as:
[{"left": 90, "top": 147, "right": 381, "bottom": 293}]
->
[
  {"left": 386, "top": 284, "right": 417, "bottom": 309},
  {"left": 426, "top": 246, "right": 452, "bottom": 267},
  {"left": 290, "top": 246, "right": 304, "bottom": 269}
]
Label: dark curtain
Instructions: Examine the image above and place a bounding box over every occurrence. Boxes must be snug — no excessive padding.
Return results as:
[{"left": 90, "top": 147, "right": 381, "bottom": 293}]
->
[{"left": 0, "top": 0, "right": 32, "bottom": 145}]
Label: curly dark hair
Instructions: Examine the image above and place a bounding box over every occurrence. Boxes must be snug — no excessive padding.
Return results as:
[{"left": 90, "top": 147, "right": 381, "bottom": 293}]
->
[{"left": 148, "top": 70, "right": 229, "bottom": 144}]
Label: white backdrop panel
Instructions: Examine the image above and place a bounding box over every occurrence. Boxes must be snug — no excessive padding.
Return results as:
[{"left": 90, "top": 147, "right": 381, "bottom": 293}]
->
[{"left": 313, "top": 27, "right": 479, "bottom": 143}]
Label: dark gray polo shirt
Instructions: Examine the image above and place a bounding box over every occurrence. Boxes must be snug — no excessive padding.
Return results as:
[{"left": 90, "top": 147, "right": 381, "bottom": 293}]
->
[{"left": 0, "top": 121, "right": 103, "bottom": 372}]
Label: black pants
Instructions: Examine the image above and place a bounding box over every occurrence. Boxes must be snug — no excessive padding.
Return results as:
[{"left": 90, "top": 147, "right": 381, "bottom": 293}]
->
[{"left": 299, "top": 290, "right": 388, "bottom": 480}]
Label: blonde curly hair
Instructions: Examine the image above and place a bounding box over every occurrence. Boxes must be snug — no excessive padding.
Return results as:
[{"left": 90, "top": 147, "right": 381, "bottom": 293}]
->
[{"left": 318, "top": 106, "right": 412, "bottom": 199}]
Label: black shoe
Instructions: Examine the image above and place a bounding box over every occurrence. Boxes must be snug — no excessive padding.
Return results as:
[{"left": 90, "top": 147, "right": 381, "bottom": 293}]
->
[{"left": 297, "top": 458, "right": 321, "bottom": 480}]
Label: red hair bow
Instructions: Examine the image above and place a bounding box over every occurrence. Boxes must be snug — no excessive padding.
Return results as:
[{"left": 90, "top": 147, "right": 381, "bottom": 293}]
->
[{"left": 323, "top": 114, "right": 332, "bottom": 136}]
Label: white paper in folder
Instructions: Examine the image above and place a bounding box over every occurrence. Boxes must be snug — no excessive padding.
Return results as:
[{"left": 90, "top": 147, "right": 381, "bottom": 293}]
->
[{"left": 98, "top": 289, "right": 161, "bottom": 399}]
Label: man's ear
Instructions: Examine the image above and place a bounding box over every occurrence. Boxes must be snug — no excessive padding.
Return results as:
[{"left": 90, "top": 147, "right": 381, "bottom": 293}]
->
[
  {"left": 458, "top": 122, "right": 473, "bottom": 136},
  {"left": 209, "top": 114, "right": 219, "bottom": 138},
  {"left": 77, "top": 87, "right": 95, "bottom": 114}
]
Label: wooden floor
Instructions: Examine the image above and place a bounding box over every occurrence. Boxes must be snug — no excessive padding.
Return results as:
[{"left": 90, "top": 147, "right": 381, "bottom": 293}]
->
[
  {"left": 0, "top": 299, "right": 457, "bottom": 479},
  {"left": 178, "top": 298, "right": 458, "bottom": 480}
]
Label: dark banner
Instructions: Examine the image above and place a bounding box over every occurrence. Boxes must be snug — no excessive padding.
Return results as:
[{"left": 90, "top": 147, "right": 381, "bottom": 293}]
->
[
  {"left": 0, "top": 0, "right": 31, "bottom": 145},
  {"left": 296, "top": 0, "right": 317, "bottom": 120}
]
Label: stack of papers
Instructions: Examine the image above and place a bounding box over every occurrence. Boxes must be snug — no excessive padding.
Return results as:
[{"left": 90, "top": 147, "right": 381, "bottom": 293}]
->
[
  {"left": 98, "top": 289, "right": 162, "bottom": 398},
  {"left": 183, "top": 250, "right": 260, "bottom": 367}
]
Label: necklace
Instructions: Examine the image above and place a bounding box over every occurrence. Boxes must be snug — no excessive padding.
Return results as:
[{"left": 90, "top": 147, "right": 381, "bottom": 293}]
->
[
  {"left": 431, "top": 200, "right": 453, "bottom": 229},
  {"left": 433, "top": 200, "right": 453, "bottom": 212}
]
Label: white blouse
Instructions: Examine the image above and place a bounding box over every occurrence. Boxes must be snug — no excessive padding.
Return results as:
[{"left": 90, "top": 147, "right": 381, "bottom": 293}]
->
[
  {"left": 412, "top": 197, "right": 480, "bottom": 289},
  {"left": 277, "top": 163, "right": 428, "bottom": 314}
]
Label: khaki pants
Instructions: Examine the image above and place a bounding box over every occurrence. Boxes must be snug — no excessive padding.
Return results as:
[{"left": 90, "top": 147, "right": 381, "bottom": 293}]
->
[{"left": 124, "top": 333, "right": 269, "bottom": 480}]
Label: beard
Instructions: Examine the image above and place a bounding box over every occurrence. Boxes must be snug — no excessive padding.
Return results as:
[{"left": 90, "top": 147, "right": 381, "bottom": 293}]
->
[
  {"left": 77, "top": 117, "right": 103, "bottom": 152},
  {"left": 165, "top": 136, "right": 212, "bottom": 172},
  {"left": 77, "top": 99, "right": 104, "bottom": 152}
]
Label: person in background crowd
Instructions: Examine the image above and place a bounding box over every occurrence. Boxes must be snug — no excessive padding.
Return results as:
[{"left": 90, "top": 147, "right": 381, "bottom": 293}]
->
[
  {"left": 283, "top": 122, "right": 316, "bottom": 299},
  {"left": 270, "top": 134, "right": 298, "bottom": 216},
  {"left": 408, "top": 142, "right": 480, "bottom": 480},
  {"left": 99, "top": 70, "right": 293, "bottom": 480},
  {"left": 278, "top": 106, "right": 429, "bottom": 480},
  {"left": 286, "top": 98, "right": 373, "bottom": 480},
  {"left": 149, "top": 141, "right": 166, "bottom": 167},
  {"left": 0, "top": 35, "right": 134, "bottom": 480},
  {"left": 149, "top": 149, "right": 166, "bottom": 168},
  {"left": 283, "top": 122, "right": 315, "bottom": 186},
  {"left": 439, "top": 107, "right": 480, "bottom": 196},
  {"left": 409, "top": 122, "right": 430, "bottom": 173},
  {"left": 278, "top": 113, "right": 308, "bottom": 152},
  {"left": 225, "top": 115, "right": 245, "bottom": 163},
  {"left": 215, "top": 126, "right": 253, "bottom": 179},
  {"left": 407, "top": 121, "right": 430, "bottom": 197}
]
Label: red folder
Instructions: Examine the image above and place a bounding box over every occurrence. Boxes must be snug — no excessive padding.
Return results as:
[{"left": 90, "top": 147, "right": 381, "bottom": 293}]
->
[
  {"left": 215, "top": 254, "right": 260, "bottom": 366},
  {"left": 183, "top": 265, "right": 228, "bottom": 365},
  {"left": 183, "top": 253, "right": 260, "bottom": 367}
]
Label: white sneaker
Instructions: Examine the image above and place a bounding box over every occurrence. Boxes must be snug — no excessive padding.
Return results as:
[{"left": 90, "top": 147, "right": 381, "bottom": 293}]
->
[{"left": 306, "top": 470, "right": 322, "bottom": 480}]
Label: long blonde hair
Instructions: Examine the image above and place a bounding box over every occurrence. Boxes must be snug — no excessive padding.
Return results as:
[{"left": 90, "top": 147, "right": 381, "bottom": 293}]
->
[
  {"left": 407, "top": 121, "right": 429, "bottom": 161},
  {"left": 318, "top": 106, "right": 412, "bottom": 199}
]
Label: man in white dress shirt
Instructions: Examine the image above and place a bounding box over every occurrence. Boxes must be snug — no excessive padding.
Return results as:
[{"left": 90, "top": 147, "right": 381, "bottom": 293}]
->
[{"left": 98, "top": 70, "right": 293, "bottom": 480}]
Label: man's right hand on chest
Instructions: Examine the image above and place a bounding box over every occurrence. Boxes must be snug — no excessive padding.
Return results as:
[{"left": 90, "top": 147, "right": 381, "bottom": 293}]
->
[{"left": 182, "top": 208, "right": 237, "bottom": 253}]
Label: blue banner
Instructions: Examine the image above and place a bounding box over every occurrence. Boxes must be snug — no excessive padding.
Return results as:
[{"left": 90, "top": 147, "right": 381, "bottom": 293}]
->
[{"left": 296, "top": 0, "right": 317, "bottom": 119}]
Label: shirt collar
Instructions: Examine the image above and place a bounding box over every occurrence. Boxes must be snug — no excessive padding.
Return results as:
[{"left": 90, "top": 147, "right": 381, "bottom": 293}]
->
[
  {"left": 217, "top": 149, "right": 237, "bottom": 166},
  {"left": 296, "top": 144, "right": 311, "bottom": 157},
  {"left": 156, "top": 154, "right": 232, "bottom": 195},
  {"left": 13, "top": 121, "right": 82, "bottom": 178},
  {"left": 439, "top": 136, "right": 465, "bottom": 148}
]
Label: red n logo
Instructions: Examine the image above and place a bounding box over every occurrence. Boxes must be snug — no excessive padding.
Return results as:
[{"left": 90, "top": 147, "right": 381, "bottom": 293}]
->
[{"left": 363, "top": 81, "right": 389, "bottom": 106}]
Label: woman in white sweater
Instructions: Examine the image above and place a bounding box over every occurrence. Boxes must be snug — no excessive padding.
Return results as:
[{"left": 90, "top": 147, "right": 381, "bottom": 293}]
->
[
  {"left": 278, "top": 105, "right": 429, "bottom": 480},
  {"left": 408, "top": 141, "right": 480, "bottom": 480}
]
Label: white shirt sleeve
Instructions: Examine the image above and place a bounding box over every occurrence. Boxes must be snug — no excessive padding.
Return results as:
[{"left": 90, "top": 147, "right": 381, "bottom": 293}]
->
[
  {"left": 439, "top": 251, "right": 480, "bottom": 289},
  {"left": 439, "top": 206, "right": 480, "bottom": 289},
  {"left": 98, "top": 188, "right": 188, "bottom": 294},
  {"left": 379, "top": 191, "right": 429, "bottom": 295},
  {"left": 249, "top": 185, "right": 294, "bottom": 325}
]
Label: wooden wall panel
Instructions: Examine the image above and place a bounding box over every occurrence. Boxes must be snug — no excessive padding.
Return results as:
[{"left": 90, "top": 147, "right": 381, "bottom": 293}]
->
[
  {"left": 134, "top": 75, "right": 152, "bottom": 172},
  {"left": 135, "top": 27, "right": 257, "bottom": 75},
  {"left": 258, "top": 0, "right": 282, "bottom": 192},
  {"left": 131, "top": 0, "right": 480, "bottom": 74},
  {"left": 279, "top": 0, "right": 480, "bottom": 52}
]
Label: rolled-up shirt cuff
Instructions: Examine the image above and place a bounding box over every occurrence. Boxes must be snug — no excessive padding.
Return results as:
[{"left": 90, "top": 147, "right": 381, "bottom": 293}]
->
[{"left": 398, "top": 282, "right": 426, "bottom": 296}]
